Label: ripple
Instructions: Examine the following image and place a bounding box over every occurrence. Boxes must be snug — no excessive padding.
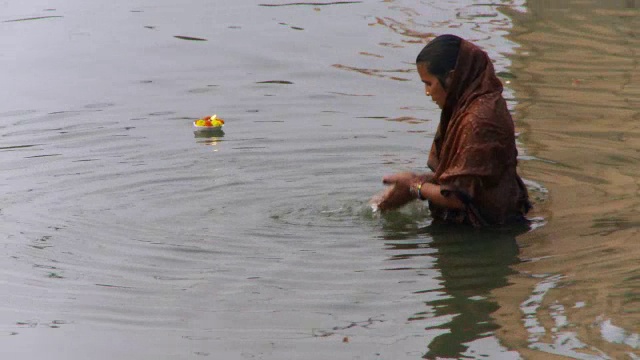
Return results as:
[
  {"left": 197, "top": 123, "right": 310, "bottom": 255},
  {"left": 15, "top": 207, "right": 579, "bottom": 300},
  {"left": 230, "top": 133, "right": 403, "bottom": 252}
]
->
[
  {"left": 174, "top": 35, "right": 207, "bottom": 41},
  {"left": 255, "top": 80, "right": 294, "bottom": 85},
  {"left": 0, "top": 110, "right": 37, "bottom": 118},
  {"left": 3, "top": 16, "right": 63, "bottom": 23},
  {"left": 259, "top": 1, "right": 363, "bottom": 7},
  {"left": 332, "top": 64, "right": 413, "bottom": 81}
]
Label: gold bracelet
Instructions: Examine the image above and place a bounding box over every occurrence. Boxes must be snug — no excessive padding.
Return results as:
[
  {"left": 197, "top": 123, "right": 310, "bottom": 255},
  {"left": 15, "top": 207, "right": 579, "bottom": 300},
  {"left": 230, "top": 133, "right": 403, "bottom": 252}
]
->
[
  {"left": 418, "top": 181, "right": 427, "bottom": 201},
  {"left": 413, "top": 181, "right": 427, "bottom": 201}
]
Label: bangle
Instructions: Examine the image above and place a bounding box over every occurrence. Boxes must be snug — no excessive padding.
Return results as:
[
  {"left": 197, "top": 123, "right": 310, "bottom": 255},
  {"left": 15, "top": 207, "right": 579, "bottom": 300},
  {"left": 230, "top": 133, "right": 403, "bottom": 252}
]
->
[
  {"left": 416, "top": 181, "right": 427, "bottom": 201},
  {"left": 413, "top": 181, "right": 428, "bottom": 201}
]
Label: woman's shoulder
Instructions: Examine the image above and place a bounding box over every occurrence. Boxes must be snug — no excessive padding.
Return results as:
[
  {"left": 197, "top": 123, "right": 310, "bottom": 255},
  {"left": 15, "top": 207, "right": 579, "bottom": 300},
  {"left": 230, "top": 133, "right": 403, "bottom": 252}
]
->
[
  {"left": 463, "top": 92, "right": 507, "bottom": 117},
  {"left": 457, "top": 94, "right": 511, "bottom": 128}
]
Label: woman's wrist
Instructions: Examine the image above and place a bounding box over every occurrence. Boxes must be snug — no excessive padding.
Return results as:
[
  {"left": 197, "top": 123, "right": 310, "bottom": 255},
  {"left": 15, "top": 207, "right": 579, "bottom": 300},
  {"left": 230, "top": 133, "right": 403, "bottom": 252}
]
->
[{"left": 410, "top": 179, "right": 428, "bottom": 201}]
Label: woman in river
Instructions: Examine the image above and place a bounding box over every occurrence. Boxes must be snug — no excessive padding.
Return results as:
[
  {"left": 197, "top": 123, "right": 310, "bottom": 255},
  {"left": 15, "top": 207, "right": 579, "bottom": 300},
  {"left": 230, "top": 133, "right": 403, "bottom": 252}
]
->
[{"left": 373, "top": 34, "right": 531, "bottom": 227}]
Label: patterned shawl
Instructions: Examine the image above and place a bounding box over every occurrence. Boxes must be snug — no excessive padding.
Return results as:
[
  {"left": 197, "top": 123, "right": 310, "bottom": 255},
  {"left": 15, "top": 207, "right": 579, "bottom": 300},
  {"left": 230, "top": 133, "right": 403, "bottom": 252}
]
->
[{"left": 427, "top": 40, "right": 530, "bottom": 226}]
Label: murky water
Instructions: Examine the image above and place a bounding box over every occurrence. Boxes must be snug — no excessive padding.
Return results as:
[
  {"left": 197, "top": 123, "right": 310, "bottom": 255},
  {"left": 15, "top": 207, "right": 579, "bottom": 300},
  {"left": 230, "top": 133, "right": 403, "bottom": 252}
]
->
[
  {"left": 0, "top": 1, "right": 637, "bottom": 359},
  {"left": 495, "top": 1, "right": 640, "bottom": 359}
]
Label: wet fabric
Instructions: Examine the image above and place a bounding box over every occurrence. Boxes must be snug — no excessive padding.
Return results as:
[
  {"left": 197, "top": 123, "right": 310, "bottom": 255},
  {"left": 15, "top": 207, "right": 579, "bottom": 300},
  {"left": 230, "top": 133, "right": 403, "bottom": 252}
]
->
[{"left": 426, "top": 40, "right": 531, "bottom": 227}]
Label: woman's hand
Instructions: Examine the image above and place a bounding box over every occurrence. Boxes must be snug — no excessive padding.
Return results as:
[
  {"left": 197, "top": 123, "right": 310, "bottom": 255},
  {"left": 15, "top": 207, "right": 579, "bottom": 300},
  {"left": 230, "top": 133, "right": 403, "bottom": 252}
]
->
[{"left": 370, "top": 172, "right": 419, "bottom": 212}]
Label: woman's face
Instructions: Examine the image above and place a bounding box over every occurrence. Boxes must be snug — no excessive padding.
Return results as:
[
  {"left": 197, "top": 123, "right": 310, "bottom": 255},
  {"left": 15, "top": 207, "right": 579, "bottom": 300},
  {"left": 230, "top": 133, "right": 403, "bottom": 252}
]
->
[{"left": 417, "top": 63, "right": 449, "bottom": 109}]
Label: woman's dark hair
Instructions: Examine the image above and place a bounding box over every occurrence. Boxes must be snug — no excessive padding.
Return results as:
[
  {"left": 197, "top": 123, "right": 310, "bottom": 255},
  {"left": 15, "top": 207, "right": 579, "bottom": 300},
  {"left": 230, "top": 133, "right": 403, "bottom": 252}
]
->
[{"left": 416, "top": 34, "right": 462, "bottom": 89}]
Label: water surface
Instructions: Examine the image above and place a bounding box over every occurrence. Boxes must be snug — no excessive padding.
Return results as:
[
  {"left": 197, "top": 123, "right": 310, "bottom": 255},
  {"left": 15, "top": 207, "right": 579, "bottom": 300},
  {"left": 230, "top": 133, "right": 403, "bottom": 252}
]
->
[
  {"left": 496, "top": 2, "right": 640, "bottom": 359},
  {"left": 0, "top": 1, "right": 638, "bottom": 359}
]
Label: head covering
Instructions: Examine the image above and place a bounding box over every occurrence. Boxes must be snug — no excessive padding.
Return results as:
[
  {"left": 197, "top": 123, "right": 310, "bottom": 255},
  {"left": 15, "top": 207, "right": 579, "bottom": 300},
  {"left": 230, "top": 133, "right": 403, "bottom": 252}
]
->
[{"left": 426, "top": 39, "right": 530, "bottom": 225}]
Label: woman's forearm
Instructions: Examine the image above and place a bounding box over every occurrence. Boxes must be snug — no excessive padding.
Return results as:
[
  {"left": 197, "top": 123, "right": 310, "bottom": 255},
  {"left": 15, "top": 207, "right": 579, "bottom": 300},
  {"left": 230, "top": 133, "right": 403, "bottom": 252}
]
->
[{"left": 419, "top": 182, "right": 465, "bottom": 209}]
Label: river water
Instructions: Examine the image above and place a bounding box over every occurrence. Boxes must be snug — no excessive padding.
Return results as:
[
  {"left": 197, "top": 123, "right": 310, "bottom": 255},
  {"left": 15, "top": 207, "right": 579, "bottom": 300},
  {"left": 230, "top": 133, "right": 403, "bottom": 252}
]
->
[{"left": 0, "top": 1, "right": 638, "bottom": 359}]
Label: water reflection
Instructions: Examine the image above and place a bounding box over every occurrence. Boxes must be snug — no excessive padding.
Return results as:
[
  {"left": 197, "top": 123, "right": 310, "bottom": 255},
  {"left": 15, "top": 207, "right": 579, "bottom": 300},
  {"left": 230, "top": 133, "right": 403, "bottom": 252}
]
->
[
  {"left": 193, "top": 129, "right": 224, "bottom": 148},
  {"left": 526, "top": 0, "right": 639, "bottom": 12},
  {"left": 381, "top": 217, "right": 529, "bottom": 359},
  {"left": 500, "top": 0, "right": 640, "bottom": 358}
]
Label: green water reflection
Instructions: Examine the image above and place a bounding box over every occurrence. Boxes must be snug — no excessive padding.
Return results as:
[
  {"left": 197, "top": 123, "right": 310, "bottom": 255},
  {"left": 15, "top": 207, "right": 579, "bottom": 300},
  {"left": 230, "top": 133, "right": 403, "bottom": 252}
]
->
[
  {"left": 421, "top": 226, "right": 523, "bottom": 359},
  {"left": 381, "top": 216, "right": 528, "bottom": 359}
]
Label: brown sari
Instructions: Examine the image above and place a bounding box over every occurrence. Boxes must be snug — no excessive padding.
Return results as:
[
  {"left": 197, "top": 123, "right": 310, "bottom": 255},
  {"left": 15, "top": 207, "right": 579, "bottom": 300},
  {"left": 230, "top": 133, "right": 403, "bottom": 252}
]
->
[{"left": 427, "top": 40, "right": 531, "bottom": 227}]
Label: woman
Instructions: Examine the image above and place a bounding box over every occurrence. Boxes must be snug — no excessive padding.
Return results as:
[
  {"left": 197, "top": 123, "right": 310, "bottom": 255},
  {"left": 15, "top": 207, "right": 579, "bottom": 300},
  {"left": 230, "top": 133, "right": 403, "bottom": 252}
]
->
[{"left": 373, "top": 34, "right": 531, "bottom": 227}]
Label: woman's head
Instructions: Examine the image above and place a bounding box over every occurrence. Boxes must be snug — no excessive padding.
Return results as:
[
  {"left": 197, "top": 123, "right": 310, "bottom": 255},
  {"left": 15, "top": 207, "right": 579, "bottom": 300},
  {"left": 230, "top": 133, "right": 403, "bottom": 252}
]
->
[{"left": 416, "top": 34, "right": 462, "bottom": 108}]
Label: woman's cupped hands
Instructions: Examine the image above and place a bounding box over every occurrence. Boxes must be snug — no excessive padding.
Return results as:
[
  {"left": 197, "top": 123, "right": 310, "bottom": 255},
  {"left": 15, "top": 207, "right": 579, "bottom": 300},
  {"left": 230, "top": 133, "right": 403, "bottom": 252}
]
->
[{"left": 370, "top": 172, "right": 434, "bottom": 212}]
